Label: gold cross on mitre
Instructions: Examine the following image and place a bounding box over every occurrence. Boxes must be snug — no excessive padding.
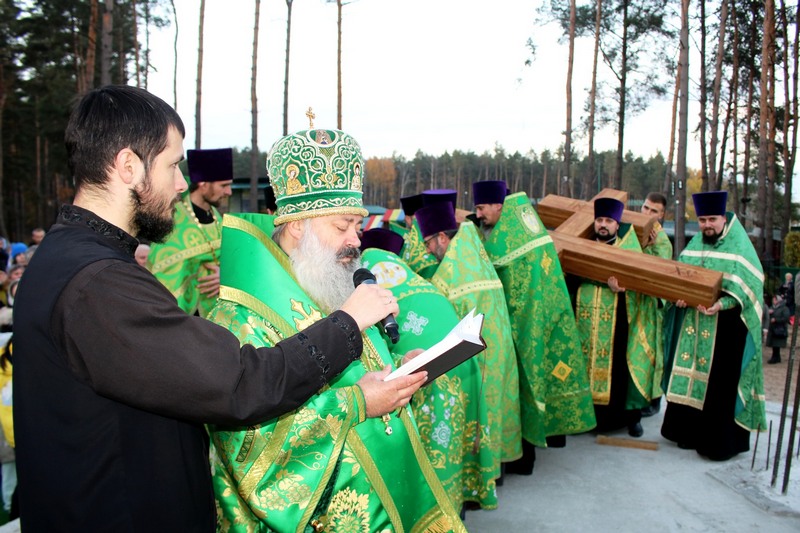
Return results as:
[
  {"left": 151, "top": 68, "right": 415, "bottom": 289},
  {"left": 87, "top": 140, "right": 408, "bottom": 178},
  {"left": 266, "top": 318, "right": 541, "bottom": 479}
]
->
[{"left": 306, "top": 107, "right": 315, "bottom": 129}]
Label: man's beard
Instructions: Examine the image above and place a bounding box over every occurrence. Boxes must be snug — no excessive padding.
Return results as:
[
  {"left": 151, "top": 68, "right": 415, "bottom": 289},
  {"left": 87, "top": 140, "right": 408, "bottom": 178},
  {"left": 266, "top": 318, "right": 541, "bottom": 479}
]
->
[
  {"left": 291, "top": 222, "right": 362, "bottom": 314},
  {"left": 702, "top": 229, "right": 722, "bottom": 245},
  {"left": 480, "top": 221, "right": 494, "bottom": 240},
  {"left": 130, "top": 174, "right": 178, "bottom": 243},
  {"left": 594, "top": 229, "right": 617, "bottom": 244}
]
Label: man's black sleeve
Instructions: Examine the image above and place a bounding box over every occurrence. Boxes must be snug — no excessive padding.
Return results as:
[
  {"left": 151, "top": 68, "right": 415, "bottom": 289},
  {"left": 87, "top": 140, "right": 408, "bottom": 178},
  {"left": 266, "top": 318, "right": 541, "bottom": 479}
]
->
[{"left": 55, "top": 259, "right": 364, "bottom": 426}]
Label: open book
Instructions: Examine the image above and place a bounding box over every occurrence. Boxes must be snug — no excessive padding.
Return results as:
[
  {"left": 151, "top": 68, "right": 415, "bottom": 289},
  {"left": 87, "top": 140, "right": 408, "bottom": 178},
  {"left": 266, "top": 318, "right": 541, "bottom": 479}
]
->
[{"left": 385, "top": 308, "right": 486, "bottom": 383}]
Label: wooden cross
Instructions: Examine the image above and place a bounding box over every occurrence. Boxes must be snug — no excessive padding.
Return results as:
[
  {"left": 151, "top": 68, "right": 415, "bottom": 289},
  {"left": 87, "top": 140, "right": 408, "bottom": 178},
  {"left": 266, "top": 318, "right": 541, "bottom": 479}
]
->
[{"left": 537, "top": 189, "right": 722, "bottom": 308}]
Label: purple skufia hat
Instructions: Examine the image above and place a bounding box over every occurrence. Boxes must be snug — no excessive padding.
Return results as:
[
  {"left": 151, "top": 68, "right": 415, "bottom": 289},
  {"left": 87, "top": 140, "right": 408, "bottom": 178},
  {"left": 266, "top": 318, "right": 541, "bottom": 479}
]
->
[
  {"left": 422, "top": 189, "right": 458, "bottom": 208},
  {"left": 187, "top": 148, "right": 234, "bottom": 183},
  {"left": 416, "top": 202, "right": 458, "bottom": 240},
  {"left": 400, "top": 194, "right": 424, "bottom": 216},
  {"left": 472, "top": 180, "right": 508, "bottom": 205},
  {"left": 359, "top": 228, "right": 404, "bottom": 255},
  {"left": 594, "top": 197, "right": 624, "bottom": 223},
  {"left": 692, "top": 191, "right": 728, "bottom": 216}
]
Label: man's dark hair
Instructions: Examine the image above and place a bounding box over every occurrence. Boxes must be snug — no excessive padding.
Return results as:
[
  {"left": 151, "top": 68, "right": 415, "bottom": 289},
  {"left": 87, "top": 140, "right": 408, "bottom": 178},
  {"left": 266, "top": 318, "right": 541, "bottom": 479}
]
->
[
  {"left": 646, "top": 192, "right": 668, "bottom": 208},
  {"left": 65, "top": 85, "right": 185, "bottom": 191}
]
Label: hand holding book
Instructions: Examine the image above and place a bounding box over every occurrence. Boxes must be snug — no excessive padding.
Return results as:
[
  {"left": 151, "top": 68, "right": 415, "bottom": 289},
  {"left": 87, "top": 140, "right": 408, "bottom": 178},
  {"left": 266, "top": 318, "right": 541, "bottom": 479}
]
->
[{"left": 384, "top": 308, "right": 486, "bottom": 383}]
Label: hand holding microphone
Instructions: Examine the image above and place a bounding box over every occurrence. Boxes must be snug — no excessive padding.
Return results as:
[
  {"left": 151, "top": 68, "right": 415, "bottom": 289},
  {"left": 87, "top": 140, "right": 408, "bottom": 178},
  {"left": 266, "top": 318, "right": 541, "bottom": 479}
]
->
[{"left": 341, "top": 268, "right": 400, "bottom": 344}]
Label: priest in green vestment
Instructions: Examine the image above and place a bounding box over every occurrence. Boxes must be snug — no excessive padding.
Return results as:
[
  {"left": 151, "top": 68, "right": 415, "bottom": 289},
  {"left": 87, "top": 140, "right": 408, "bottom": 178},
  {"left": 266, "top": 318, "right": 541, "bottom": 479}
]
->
[
  {"left": 398, "top": 194, "right": 440, "bottom": 280},
  {"left": 661, "top": 191, "right": 766, "bottom": 461},
  {"left": 148, "top": 148, "right": 233, "bottom": 317},
  {"left": 472, "top": 180, "right": 595, "bottom": 474},
  {"left": 572, "top": 198, "right": 656, "bottom": 438},
  {"left": 207, "top": 128, "right": 465, "bottom": 532},
  {"left": 415, "top": 202, "right": 523, "bottom": 469},
  {"left": 640, "top": 192, "right": 673, "bottom": 417},
  {"left": 359, "top": 228, "right": 499, "bottom": 510}
]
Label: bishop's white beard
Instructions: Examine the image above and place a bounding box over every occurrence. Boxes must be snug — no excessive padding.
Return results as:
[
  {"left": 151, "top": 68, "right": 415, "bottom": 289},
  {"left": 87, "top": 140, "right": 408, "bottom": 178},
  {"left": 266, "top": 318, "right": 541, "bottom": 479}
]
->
[{"left": 291, "top": 222, "right": 362, "bottom": 314}]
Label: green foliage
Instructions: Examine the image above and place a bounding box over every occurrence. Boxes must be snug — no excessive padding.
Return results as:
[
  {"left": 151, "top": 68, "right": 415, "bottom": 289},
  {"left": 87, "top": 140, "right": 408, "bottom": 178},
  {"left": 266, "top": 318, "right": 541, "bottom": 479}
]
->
[{"left": 783, "top": 232, "right": 800, "bottom": 268}]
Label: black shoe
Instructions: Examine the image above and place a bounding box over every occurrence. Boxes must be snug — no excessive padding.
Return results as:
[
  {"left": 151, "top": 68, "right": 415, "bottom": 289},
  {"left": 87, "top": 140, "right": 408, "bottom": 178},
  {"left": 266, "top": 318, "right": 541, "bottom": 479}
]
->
[
  {"left": 641, "top": 405, "right": 659, "bottom": 417},
  {"left": 628, "top": 422, "right": 643, "bottom": 438},
  {"left": 768, "top": 357, "right": 781, "bottom": 365}
]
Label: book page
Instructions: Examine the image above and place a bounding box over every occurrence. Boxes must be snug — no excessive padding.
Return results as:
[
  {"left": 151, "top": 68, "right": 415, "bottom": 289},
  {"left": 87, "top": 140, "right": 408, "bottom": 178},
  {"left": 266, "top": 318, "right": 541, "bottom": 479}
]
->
[{"left": 384, "top": 308, "right": 484, "bottom": 381}]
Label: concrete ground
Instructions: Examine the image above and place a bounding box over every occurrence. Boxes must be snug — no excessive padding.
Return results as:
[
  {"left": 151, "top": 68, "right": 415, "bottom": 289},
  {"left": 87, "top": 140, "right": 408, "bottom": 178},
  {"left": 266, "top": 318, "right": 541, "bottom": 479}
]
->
[{"left": 463, "top": 400, "right": 800, "bottom": 533}]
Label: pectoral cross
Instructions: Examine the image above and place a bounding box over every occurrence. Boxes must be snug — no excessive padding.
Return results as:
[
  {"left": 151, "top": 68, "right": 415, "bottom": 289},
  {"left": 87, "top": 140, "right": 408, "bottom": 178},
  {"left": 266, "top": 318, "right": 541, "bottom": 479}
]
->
[
  {"left": 306, "top": 107, "right": 315, "bottom": 129},
  {"left": 537, "top": 189, "right": 722, "bottom": 308}
]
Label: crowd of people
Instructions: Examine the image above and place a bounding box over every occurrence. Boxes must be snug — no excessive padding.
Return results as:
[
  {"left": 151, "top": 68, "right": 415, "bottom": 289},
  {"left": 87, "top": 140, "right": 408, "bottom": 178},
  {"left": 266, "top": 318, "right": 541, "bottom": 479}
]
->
[{"left": 0, "top": 84, "right": 785, "bottom": 531}]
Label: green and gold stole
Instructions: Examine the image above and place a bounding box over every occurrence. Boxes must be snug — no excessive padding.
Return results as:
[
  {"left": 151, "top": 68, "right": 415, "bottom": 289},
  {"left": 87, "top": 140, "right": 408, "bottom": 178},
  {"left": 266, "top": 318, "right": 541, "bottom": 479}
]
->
[
  {"left": 148, "top": 196, "right": 221, "bottom": 318},
  {"left": 429, "top": 222, "right": 523, "bottom": 462},
  {"left": 401, "top": 219, "right": 439, "bottom": 280},
  {"left": 483, "top": 193, "right": 596, "bottom": 445},
  {"left": 207, "top": 213, "right": 464, "bottom": 533},
  {"left": 361, "top": 248, "right": 498, "bottom": 510},
  {"left": 664, "top": 213, "right": 766, "bottom": 431},
  {"left": 575, "top": 224, "right": 653, "bottom": 409},
  {"left": 640, "top": 224, "right": 673, "bottom": 400}
]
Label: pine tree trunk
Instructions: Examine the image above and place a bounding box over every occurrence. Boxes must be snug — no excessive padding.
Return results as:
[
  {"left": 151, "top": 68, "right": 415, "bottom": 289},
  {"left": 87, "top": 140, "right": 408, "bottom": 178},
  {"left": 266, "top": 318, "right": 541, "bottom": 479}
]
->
[
  {"left": 586, "top": 0, "right": 602, "bottom": 199},
  {"left": 171, "top": 0, "right": 179, "bottom": 109},
  {"left": 283, "top": 0, "right": 293, "bottom": 136},
  {"left": 78, "top": 0, "right": 99, "bottom": 94},
  {"left": 613, "top": 0, "right": 629, "bottom": 190},
  {"left": 664, "top": 67, "right": 680, "bottom": 195},
  {"left": 756, "top": 0, "right": 774, "bottom": 257},
  {"left": 699, "top": 0, "right": 708, "bottom": 192},
  {"left": 765, "top": 6, "right": 777, "bottom": 259},
  {"left": 564, "top": 0, "right": 576, "bottom": 199},
  {"left": 730, "top": 2, "right": 741, "bottom": 216},
  {"left": 708, "top": 0, "right": 728, "bottom": 192},
  {"left": 675, "top": 0, "right": 690, "bottom": 255},
  {"left": 337, "top": 0, "right": 343, "bottom": 129},
  {"left": 0, "top": 63, "right": 7, "bottom": 239},
  {"left": 133, "top": 0, "right": 140, "bottom": 87},
  {"left": 195, "top": 0, "right": 206, "bottom": 149},
  {"left": 101, "top": 0, "right": 113, "bottom": 86},
  {"left": 779, "top": 0, "right": 798, "bottom": 238},
  {"left": 250, "top": 0, "right": 261, "bottom": 213}
]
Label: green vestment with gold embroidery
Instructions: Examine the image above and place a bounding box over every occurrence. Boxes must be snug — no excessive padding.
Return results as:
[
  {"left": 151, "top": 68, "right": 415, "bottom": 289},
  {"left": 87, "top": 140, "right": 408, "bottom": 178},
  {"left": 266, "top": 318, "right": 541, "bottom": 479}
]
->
[
  {"left": 482, "top": 193, "right": 595, "bottom": 446},
  {"left": 148, "top": 195, "right": 221, "bottom": 317},
  {"left": 428, "top": 222, "right": 523, "bottom": 463},
  {"left": 663, "top": 213, "right": 766, "bottom": 431},
  {"left": 361, "top": 248, "right": 498, "bottom": 510},
  {"left": 401, "top": 220, "right": 439, "bottom": 280},
  {"left": 207, "top": 213, "right": 465, "bottom": 533},
  {"left": 640, "top": 223, "right": 673, "bottom": 400},
  {"left": 575, "top": 224, "right": 655, "bottom": 408}
]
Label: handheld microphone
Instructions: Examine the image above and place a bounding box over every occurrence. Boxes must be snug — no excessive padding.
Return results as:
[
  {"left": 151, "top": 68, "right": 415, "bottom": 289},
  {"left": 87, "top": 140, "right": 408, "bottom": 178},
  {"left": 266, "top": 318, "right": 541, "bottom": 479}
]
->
[{"left": 353, "top": 268, "right": 400, "bottom": 344}]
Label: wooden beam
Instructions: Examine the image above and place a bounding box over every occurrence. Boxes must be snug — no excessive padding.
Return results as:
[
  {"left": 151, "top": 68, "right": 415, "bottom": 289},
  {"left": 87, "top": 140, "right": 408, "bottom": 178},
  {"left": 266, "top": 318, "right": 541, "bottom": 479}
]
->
[
  {"left": 596, "top": 435, "right": 660, "bottom": 451},
  {"left": 551, "top": 232, "right": 722, "bottom": 308},
  {"left": 537, "top": 191, "right": 656, "bottom": 248}
]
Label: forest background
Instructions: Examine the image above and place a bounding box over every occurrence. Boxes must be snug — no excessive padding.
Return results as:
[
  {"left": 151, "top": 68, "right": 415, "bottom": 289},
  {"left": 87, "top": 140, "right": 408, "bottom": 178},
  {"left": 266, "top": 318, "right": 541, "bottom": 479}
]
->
[{"left": 1, "top": 0, "right": 799, "bottom": 263}]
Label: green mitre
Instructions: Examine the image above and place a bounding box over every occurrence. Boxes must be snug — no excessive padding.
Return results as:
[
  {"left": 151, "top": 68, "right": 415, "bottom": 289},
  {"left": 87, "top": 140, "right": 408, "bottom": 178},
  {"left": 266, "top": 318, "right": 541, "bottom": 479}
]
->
[{"left": 267, "top": 128, "right": 369, "bottom": 225}]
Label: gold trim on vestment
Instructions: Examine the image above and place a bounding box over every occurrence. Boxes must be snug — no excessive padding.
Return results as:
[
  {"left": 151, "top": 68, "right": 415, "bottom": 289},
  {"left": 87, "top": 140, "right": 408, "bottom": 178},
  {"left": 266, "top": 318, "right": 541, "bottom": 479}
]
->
[
  {"left": 348, "top": 430, "right": 404, "bottom": 530},
  {"left": 445, "top": 279, "right": 504, "bottom": 302},
  {"left": 491, "top": 235, "right": 553, "bottom": 267},
  {"left": 298, "top": 393, "right": 360, "bottom": 533},
  {"left": 666, "top": 312, "right": 717, "bottom": 409},
  {"left": 150, "top": 240, "right": 220, "bottom": 273},
  {"left": 219, "top": 286, "right": 293, "bottom": 341},
  {"left": 681, "top": 249, "right": 764, "bottom": 283}
]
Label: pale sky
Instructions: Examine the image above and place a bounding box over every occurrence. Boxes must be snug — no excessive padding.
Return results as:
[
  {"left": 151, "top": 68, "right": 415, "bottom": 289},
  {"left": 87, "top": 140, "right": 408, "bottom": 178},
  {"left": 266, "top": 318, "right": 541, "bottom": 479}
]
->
[{"left": 146, "top": 0, "right": 703, "bottom": 174}]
